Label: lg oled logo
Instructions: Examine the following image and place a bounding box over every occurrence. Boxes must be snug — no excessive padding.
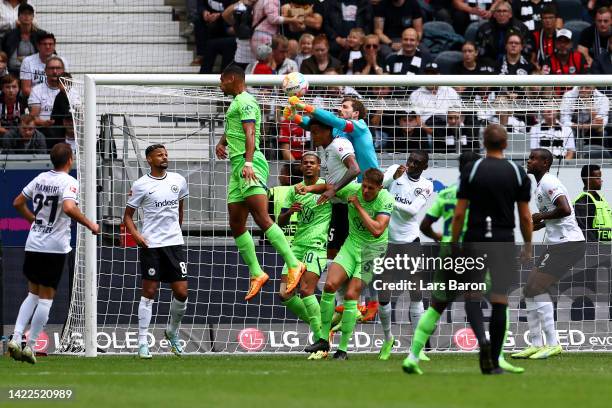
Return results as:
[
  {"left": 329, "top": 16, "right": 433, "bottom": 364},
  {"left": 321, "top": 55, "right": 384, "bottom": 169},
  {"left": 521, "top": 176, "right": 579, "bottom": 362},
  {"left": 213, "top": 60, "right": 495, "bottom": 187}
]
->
[
  {"left": 237, "top": 328, "right": 265, "bottom": 351},
  {"left": 453, "top": 328, "right": 479, "bottom": 351}
]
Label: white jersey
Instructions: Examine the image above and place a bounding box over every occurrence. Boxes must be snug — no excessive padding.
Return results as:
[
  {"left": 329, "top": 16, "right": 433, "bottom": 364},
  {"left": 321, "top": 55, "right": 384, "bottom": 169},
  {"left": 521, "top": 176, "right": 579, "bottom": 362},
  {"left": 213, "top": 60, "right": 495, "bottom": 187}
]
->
[
  {"left": 535, "top": 173, "right": 584, "bottom": 243},
  {"left": 384, "top": 164, "right": 433, "bottom": 243},
  {"left": 126, "top": 172, "right": 189, "bottom": 248},
  {"left": 20, "top": 53, "right": 69, "bottom": 86},
  {"left": 22, "top": 170, "right": 79, "bottom": 254},
  {"left": 28, "top": 82, "right": 60, "bottom": 120},
  {"left": 322, "top": 137, "right": 355, "bottom": 186}
]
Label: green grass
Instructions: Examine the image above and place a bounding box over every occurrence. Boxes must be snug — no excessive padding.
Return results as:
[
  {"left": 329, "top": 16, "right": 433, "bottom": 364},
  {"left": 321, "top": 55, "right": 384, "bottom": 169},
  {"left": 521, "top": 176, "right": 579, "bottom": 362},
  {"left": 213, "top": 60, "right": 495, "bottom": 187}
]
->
[{"left": 2, "top": 353, "right": 611, "bottom": 408}]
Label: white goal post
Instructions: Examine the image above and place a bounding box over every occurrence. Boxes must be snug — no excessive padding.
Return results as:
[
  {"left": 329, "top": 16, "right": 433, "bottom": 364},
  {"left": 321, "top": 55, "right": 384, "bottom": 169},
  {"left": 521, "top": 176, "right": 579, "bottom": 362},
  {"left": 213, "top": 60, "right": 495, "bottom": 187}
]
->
[{"left": 74, "top": 74, "right": 612, "bottom": 357}]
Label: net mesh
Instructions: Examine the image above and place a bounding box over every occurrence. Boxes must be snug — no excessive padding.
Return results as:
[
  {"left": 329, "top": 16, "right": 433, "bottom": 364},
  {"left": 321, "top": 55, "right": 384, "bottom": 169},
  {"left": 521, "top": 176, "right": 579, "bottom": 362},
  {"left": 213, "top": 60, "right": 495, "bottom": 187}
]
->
[{"left": 61, "top": 77, "right": 612, "bottom": 354}]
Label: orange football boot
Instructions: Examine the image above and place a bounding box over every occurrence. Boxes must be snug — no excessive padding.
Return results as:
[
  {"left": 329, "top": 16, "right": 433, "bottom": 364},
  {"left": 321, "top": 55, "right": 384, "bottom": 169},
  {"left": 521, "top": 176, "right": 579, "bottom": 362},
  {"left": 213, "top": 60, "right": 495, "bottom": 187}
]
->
[{"left": 244, "top": 272, "right": 270, "bottom": 301}]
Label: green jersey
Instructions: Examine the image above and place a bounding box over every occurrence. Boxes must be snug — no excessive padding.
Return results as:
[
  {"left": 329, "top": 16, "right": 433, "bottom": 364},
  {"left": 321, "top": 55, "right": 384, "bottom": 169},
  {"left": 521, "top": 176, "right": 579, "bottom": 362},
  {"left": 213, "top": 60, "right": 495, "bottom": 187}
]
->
[
  {"left": 224, "top": 91, "right": 261, "bottom": 159},
  {"left": 283, "top": 178, "right": 331, "bottom": 250},
  {"left": 425, "top": 184, "right": 468, "bottom": 242},
  {"left": 336, "top": 183, "right": 394, "bottom": 247}
]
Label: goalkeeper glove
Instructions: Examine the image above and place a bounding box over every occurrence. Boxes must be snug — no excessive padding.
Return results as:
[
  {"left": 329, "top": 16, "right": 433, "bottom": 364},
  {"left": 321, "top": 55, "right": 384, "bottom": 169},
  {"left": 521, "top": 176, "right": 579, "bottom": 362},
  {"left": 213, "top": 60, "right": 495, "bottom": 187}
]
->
[
  {"left": 282, "top": 105, "right": 303, "bottom": 125},
  {"left": 288, "top": 96, "right": 315, "bottom": 114}
]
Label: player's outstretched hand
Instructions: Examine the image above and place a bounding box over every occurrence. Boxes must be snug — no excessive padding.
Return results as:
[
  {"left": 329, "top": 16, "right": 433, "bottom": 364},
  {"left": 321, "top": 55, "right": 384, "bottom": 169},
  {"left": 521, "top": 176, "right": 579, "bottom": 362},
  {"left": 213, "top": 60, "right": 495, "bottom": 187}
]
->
[
  {"left": 215, "top": 142, "right": 227, "bottom": 159},
  {"left": 288, "top": 96, "right": 314, "bottom": 114},
  {"left": 90, "top": 223, "right": 101, "bottom": 235},
  {"left": 347, "top": 195, "right": 360, "bottom": 207},
  {"left": 317, "top": 185, "right": 336, "bottom": 205},
  {"left": 393, "top": 165, "right": 406, "bottom": 180},
  {"left": 283, "top": 106, "right": 295, "bottom": 120},
  {"left": 134, "top": 234, "right": 148, "bottom": 248},
  {"left": 242, "top": 165, "right": 258, "bottom": 183}
]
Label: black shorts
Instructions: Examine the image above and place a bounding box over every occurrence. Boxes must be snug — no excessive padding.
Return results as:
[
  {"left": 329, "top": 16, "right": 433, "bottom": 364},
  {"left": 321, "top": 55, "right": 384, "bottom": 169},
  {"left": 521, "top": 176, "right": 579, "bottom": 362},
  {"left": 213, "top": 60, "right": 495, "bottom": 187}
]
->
[
  {"left": 463, "top": 242, "right": 519, "bottom": 295},
  {"left": 327, "top": 202, "right": 349, "bottom": 251},
  {"left": 140, "top": 245, "right": 187, "bottom": 283},
  {"left": 377, "top": 240, "right": 422, "bottom": 303},
  {"left": 23, "top": 251, "right": 67, "bottom": 290},
  {"left": 536, "top": 241, "right": 586, "bottom": 278}
]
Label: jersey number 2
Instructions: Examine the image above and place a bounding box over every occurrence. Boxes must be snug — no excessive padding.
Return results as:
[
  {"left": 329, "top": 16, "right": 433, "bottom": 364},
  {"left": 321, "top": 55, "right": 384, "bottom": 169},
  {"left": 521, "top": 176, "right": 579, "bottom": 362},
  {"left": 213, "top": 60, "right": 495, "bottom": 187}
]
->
[{"left": 33, "top": 194, "right": 59, "bottom": 225}]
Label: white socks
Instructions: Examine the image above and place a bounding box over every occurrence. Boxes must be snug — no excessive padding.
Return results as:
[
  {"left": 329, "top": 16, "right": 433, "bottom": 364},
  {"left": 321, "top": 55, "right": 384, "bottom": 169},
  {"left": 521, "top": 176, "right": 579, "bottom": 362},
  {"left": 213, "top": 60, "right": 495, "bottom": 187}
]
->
[
  {"left": 28, "top": 299, "right": 52, "bottom": 348},
  {"left": 537, "top": 297, "right": 559, "bottom": 346},
  {"left": 379, "top": 302, "right": 393, "bottom": 341},
  {"left": 525, "top": 297, "right": 544, "bottom": 347},
  {"left": 526, "top": 294, "right": 559, "bottom": 347},
  {"left": 138, "top": 296, "right": 154, "bottom": 345},
  {"left": 167, "top": 297, "right": 187, "bottom": 335},
  {"left": 409, "top": 301, "right": 424, "bottom": 327},
  {"left": 13, "top": 292, "right": 40, "bottom": 342}
]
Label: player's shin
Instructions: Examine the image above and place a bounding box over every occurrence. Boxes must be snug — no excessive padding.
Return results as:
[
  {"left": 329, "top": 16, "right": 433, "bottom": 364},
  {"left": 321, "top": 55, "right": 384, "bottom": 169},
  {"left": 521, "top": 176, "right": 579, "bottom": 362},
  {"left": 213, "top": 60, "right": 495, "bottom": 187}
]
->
[
  {"left": 282, "top": 295, "right": 309, "bottom": 322},
  {"left": 264, "top": 224, "right": 299, "bottom": 268},
  {"left": 535, "top": 293, "right": 559, "bottom": 346},
  {"left": 409, "top": 307, "right": 441, "bottom": 362},
  {"left": 138, "top": 296, "right": 154, "bottom": 345},
  {"left": 168, "top": 297, "right": 187, "bottom": 335},
  {"left": 319, "top": 291, "right": 336, "bottom": 341},
  {"left": 235, "top": 231, "right": 264, "bottom": 278},
  {"left": 379, "top": 302, "right": 393, "bottom": 342},
  {"left": 13, "top": 292, "right": 40, "bottom": 342},
  {"left": 338, "top": 300, "right": 358, "bottom": 352},
  {"left": 303, "top": 294, "right": 322, "bottom": 341},
  {"left": 525, "top": 297, "right": 544, "bottom": 347},
  {"left": 490, "top": 303, "right": 507, "bottom": 367},
  {"left": 28, "top": 299, "right": 52, "bottom": 348}
]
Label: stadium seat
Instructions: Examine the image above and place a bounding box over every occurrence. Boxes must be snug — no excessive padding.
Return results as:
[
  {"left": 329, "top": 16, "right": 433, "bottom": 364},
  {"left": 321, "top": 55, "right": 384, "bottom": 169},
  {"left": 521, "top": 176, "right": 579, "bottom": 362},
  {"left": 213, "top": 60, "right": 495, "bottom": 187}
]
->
[
  {"left": 563, "top": 20, "right": 591, "bottom": 48},
  {"left": 464, "top": 21, "right": 484, "bottom": 42},
  {"left": 424, "top": 21, "right": 456, "bottom": 36},
  {"left": 556, "top": 0, "right": 584, "bottom": 22},
  {"left": 435, "top": 51, "right": 463, "bottom": 74}
]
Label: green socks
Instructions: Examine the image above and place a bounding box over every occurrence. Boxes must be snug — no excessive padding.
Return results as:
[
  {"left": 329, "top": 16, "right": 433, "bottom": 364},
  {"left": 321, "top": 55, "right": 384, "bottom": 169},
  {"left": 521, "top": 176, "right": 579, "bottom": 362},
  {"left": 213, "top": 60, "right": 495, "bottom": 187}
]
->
[
  {"left": 235, "top": 231, "right": 263, "bottom": 278},
  {"left": 338, "top": 300, "right": 358, "bottom": 352},
  {"left": 282, "top": 295, "right": 309, "bottom": 322},
  {"left": 319, "top": 291, "right": 336, "bottom": 342},
  {"left": 302, "top": 295, "right": 322, "bottom": 341},
  {"left": 410, "top": 307, "right": 441, "bottom": 360},
  {"left": 264, "top": 224, "right": 299, "bottom": 269}
]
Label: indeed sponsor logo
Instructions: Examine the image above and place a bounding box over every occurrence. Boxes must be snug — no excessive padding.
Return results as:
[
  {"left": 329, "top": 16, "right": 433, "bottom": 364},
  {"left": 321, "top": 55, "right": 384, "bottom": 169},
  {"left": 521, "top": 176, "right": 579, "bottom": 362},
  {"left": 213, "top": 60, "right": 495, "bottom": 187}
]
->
[
  {"left": 394, "top": 194, "right": 411, "bottom": 205},
  {"left": 155, "top": 199, "right": 178, "bottom": 208}
]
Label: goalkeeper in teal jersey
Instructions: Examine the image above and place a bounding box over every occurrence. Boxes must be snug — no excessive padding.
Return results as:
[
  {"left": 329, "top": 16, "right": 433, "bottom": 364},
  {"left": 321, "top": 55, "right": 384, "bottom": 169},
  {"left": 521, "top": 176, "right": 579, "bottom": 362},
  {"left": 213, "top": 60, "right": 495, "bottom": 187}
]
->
[
  {"left": 300, "top": 168, "right": 394, "bottom": 360},
  {"left": 403, "top": 151, "right": 524, "bottom": 375},
  {"left": 277, "top": 152, "right": 331, "bottom": 346}
]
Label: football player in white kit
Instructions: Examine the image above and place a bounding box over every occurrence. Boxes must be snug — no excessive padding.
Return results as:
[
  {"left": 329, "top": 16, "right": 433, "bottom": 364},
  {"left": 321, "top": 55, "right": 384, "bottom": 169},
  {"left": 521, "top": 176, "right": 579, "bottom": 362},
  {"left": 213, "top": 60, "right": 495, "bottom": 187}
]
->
[
  {"left": 8, "top": 143, "right": 100, "bottom": 364},
  {"left": 378, "top": 150, "right": 433, "bottom": 360},
  {"left": 123, "top": 144, "right": 189, "bottom": 359},
  {"left": 513, "top": 148, "right": 586, "bottom": 360}
]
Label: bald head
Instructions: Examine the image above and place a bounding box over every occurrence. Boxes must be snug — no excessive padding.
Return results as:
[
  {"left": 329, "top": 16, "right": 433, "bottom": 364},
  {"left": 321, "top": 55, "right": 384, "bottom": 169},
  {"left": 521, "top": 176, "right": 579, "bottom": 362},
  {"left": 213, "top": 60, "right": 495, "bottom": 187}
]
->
[{"left": 483, "top": 124, "right": 508, "bottom": 152}]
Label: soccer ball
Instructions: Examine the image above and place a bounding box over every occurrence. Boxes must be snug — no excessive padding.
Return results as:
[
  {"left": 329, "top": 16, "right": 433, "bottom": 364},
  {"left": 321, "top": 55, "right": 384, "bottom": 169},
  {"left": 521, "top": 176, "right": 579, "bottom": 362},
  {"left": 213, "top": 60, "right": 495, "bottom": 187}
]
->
[{"left": 282, "top": 72, "right": 308, "bottom": 97}]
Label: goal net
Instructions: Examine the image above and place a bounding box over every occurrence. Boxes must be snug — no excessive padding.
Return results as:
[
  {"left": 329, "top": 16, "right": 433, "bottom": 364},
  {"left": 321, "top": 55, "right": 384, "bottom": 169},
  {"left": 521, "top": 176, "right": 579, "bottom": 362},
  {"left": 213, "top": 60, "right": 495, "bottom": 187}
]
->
[{"left": 61, "top": 75, "right": 612, "bottom": 356}]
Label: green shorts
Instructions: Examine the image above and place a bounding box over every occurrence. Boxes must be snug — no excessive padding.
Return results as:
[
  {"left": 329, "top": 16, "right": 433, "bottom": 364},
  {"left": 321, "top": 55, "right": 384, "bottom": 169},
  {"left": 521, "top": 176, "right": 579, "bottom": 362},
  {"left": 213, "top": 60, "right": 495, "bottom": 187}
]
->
[
  {"left": 333, "top": 240, "right": 387, "bottom": 283},
  {"left": 281, "top": 245, "right": 327, "bottom": 277},
  {"left": 227, "top": 150, "right": 269, "bottom": 204}
]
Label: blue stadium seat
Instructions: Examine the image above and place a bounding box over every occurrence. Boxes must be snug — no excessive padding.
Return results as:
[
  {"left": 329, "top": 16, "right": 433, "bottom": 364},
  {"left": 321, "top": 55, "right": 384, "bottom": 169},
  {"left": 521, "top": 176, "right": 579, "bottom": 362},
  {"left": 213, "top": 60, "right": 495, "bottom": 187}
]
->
[
  {"left": 423, "top": 21, "right": 456, "bottom": 36},
  {"left": 435, "top": 51, "right": 463, "bottom": 74},
  {"left": 563, "top": 20, "right": 591, "bottom": 48},
  {"left": 464, "top": 21, "right": 484, "bottom": 42},
  {"left": 556, "top": 0, "right": 584, "bottom": 22}
]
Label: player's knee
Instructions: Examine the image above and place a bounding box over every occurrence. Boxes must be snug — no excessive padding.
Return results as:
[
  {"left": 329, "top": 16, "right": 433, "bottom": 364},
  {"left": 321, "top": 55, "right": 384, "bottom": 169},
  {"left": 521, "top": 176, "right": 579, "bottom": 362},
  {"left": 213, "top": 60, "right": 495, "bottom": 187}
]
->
[
  {"left": 142, "top": 288, "right": 156, "bottom": 299},
  {"left": 253, "top": 213, "right": 273, "bottom": 230},
  {"left": 299, "top": 285, "right": 314, "bottom": 298},
  {"left": 323, "top": 281, "right": 338, "bottom": 293},
  {"left": 344, "top": 288, "right": 359, "bottom": 301},
  {"left": 523, "top": 283, "right": 545, "bottom": 298},
  {"left": 174, "top": 291, "right": 188, "bottom": 302}
]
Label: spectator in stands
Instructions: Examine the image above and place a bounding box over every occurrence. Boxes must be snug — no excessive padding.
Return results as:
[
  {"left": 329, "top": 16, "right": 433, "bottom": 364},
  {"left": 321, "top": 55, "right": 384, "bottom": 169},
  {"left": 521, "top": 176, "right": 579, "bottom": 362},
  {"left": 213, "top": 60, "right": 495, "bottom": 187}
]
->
[
  {"left": 475, "top": 0, "right": 534, "bottom": 62},
  {"left": 530, "top": 108, "right": 576, "bottom": 159},
  {"left": 384, "top": 27, "right": 432, "bottom": 75},
  {"left": 246, "top": 44, "right": 273, "bottom": 74},
  {"left": 281, "top": 0, "right": 323, "bottom": 52},
  {"left": 199, "top": 0, "right": 237, "bottom": 74},
  {"left": 353, "top": 34, "right": 386, "bottom": 74},
  {"left": 324, "top": 0, "right": 373, "bottom": 55},
  {"left": 20, "top": 33, "right": 68, "bottom": 97},
  {"left": 432, "top": 109, "right": 480, "bottom": 153},
  {"left": 560, "top": 85, "right": 610, "bottom": 150},
  {"left": 532, "top": 4, "right": 558, "bottom": 69},
  {"left": 0, "top": 50, "right": 9, "bottom": 79},
  {"left": 339, "top": 27, "right": 364, "bottom": 74},
  {"left": 591, "top": 35, "right": 612, "bottom": 73},
  {"left": 0, "top": 113, "right": 46, "bottom": 154},
  {"left": 578, "top": 6, "right": 612, "bottom": 66},
  {"left": 278, "top": 112, "right": 310, "bottom": 160},
  {"left": 294, "top": 33, "right": 313, "bottom": 68},
  {"left": 513, "top": 0, "right": 562, "bottom": 33},
  {"left": 498, "top": 33, "right": 535, "bottom": 74},
  {"left": 299, "top": 35, "right": 342, "bottom": 74},
  {"left": 270, "top": 34, "right": 298, "bottom": 74},
  {"left": 541, "top": 29, "right": 589, "bottom": 75},
  {"left": 0, "top": 73, "right": 25, "bottom": 136},
  {"left": 2, "top": 4, "right": 45, "bottom": 76},
  {"left": 451, "top": 0, "right": 493, "bottom": 36},
  {"left": 373, "top": 0, "right": 423, "bottom": 58},
  {"left": 452, "top": 41, "right": 497, "bottom": 75},
  {"left": 389, "top": 109, "right": 429, "bottom": 151},
  {"left": 251, "top": 0, "right": 303, "bottom": 55},
  {"left": 0, "top": 0, "right": 35, "bottom": 40},
  {"left": 222, "top": 0, "right": 257, "bottom": 69},
  {"left": 28, "top": 56, "right": 64, "bottom": 142},
  {"left": 409, "top": 62, "right": 462, "bottom": 137}
]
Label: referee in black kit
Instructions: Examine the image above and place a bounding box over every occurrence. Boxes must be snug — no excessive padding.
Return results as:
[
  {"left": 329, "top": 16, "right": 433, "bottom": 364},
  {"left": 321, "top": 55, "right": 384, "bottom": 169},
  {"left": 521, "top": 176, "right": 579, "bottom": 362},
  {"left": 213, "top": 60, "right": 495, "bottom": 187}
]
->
[{"left": 451, "top": 124, "right": 533, "bottom": 374}]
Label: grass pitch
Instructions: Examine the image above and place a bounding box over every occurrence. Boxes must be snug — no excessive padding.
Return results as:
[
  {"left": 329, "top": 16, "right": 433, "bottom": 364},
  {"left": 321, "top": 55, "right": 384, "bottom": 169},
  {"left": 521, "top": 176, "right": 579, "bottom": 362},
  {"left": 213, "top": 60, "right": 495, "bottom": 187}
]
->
[{"left": 1, "top": 353, "right": 611, "bottom": 408}]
